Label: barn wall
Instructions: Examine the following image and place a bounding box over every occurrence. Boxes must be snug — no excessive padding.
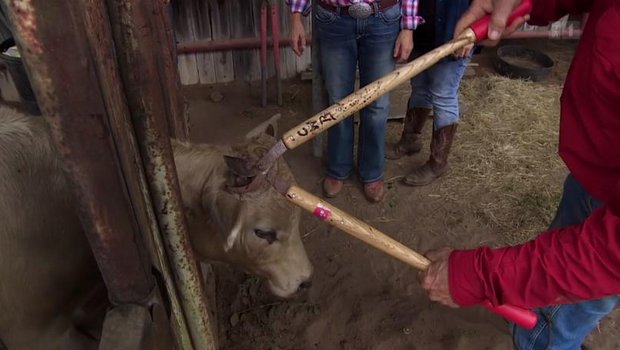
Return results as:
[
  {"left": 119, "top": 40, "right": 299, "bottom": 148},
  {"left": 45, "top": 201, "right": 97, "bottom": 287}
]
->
[{"left": 172, "top": 0, "right": 312, "bottom": 85}]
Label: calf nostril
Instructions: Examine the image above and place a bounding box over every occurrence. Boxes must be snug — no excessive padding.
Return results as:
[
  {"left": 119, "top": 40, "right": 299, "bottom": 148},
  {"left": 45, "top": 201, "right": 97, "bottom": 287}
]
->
[{"left": 299, "top": 280, "right": 312, "bottom": 290}]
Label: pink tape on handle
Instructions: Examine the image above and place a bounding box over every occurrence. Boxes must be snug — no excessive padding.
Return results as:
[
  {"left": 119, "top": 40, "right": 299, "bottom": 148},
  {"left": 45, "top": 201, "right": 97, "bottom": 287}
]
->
[
  {"left": 470, "top": 0, "right": 533, "bottom": 42},
  {"left": 313, "top": 204, "right": 331, "bottom": 221},
  {"left": 482, "top": 300, "right": 537, "bottom": 329}
]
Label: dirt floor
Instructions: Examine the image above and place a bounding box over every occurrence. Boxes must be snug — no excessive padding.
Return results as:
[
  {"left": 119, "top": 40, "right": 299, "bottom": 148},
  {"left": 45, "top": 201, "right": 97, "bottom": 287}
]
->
[{"left": 184, "top": 39, "right": 620, "bottom": 350}]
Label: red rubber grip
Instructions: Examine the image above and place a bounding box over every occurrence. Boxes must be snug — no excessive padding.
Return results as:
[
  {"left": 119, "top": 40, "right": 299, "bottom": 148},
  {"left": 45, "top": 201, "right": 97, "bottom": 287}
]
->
[
  {"left": 481, "top": 300, "right": 537, "bottom": 329},
  {"left": 470, "top": 0, "right": 533, "bottom": 42}
]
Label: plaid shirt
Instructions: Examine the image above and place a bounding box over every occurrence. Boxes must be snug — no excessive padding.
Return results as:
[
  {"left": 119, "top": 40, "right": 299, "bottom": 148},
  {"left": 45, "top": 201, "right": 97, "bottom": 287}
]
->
[{"left": 287, "top": 0, "right": 422, "bottom": 30}]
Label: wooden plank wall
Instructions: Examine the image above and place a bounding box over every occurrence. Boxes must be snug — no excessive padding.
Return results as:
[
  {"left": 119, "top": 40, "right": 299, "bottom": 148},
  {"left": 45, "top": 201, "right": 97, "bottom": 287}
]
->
[{"left": 172, "top": 0, "right": 311, "bottom": 85}]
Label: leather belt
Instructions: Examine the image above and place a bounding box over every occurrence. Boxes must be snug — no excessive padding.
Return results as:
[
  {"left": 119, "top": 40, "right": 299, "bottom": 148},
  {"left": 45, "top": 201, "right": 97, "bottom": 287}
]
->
[{"left": 319, "top": 0, "right": 399, "bottom": 19}]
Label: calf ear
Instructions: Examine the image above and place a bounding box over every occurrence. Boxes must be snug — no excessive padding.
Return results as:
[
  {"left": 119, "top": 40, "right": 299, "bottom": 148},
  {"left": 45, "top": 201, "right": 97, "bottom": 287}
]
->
[
  {"left": 264, "top": 124, "right": 276, "bottom": 137},
  {"left": 244, "top": 113, "right": 280, "bottom": 140}
]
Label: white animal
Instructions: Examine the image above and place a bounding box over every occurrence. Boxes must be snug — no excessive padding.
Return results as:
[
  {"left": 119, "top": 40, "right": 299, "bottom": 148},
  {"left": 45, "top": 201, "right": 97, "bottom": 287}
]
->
[{"left": 0, "top": 106, "right": 312, "bottom": 349}]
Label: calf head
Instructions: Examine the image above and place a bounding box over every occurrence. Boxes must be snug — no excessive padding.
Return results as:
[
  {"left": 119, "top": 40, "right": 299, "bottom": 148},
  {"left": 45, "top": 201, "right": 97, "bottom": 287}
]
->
[{"left": 173, "top": 135, "right": 313, "bottom": 298}]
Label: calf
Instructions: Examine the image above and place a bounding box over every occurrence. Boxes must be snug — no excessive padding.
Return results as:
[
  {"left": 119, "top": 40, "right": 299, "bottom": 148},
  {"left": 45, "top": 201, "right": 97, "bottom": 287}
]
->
[
  {"left": 0, "top": 106, "right": 312, "bottom": 349},
  {"left": 173, "top": 136, "right": 313, "bottom": 297}
]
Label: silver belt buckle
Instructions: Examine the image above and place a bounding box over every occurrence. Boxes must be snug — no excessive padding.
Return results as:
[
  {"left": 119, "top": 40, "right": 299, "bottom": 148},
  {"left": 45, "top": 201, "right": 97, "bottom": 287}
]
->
[{"left": 348, "top": 2, "right": 373, "bottom": 19}]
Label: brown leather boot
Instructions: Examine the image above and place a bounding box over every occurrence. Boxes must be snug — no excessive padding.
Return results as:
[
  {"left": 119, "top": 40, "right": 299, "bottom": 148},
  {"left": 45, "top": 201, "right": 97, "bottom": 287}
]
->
[
  {"left": 404, "top": 124, "right": 457, "bottom": 186},
  {"left": 385, "top": 108, "right": 432, "bottom": 160},
  {"left": 363, "top": 179, "right": 385, "bottom": 203},
  {"left": 323, "top": 177, "right": 344, "bottom": 198}
]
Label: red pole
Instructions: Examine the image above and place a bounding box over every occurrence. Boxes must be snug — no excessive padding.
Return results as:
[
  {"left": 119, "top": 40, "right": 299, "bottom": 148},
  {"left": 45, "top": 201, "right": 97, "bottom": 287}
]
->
[{"left": 176, "top": 34, "right": 312, "bottom": 54}]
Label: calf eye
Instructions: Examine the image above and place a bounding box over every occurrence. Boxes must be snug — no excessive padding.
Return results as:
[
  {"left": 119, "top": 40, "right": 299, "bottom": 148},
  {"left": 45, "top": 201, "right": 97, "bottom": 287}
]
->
[{"left": 254, "top": 229, "right": 277, "bottom": 244}]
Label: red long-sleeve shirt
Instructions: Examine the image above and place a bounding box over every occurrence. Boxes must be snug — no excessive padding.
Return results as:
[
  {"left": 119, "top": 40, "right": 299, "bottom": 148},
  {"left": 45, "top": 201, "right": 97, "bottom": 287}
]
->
[{"left": 449, "top": 0, "right": 620, "bottom": 308}]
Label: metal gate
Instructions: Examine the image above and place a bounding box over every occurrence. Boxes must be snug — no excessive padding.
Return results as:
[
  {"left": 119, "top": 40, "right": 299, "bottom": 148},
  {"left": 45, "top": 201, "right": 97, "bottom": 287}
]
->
[{"left": 2, "top": 0, "right": 217, "bottom": 348}]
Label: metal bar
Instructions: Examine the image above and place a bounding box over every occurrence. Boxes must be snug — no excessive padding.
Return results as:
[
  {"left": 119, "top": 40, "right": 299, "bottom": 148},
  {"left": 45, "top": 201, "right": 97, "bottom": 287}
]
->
[
  {"left": 176, "top": 23, "right": 584, "bottom": 57},
  {"left": 152, "top": 0, "right": 190, "bottom": 141},
  {"left": 80, "top": 0, "right": 193, "bottom": 348},
  {"left": 176, "top": 34, "right": 312, "bottom": 54},
  {"left": 104, "top": 1, "right": 217, "bottom": 349},
  {"left": 260, "top": 1, "right": 268, "bottom": 107},
  {"left": 3, "top": 0, "right": 154, "bottom": 305},
  {"left": 271, "top": 3, "right": 283, "bottom": 106}
]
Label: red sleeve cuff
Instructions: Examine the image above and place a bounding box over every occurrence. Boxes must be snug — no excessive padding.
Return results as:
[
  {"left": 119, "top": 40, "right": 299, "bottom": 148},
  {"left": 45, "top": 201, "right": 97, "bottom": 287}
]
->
[{"left": 449, "top": 248, "right": 488, "bottom": 307}]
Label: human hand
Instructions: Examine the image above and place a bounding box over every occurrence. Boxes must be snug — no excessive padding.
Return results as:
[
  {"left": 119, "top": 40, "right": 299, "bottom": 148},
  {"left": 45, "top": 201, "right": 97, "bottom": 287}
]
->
[
  {"left": 393, "top": 30, "right": 413, "bottom": 63},
  {"left": 453, "top": 43, "right": 474, "bottom": 59},
  {"left": 454, "top": 0, "right": 530, "bottom": 47},
  {"left": 418, "top": 247, "right": 459, "bottom": 308},
  {"left": 290, "top": 13, "right": 306, "bottom": 56}
]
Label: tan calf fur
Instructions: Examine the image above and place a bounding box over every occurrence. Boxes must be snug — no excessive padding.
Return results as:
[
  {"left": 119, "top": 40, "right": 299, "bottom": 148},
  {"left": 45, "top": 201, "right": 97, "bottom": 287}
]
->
[{"left": 0, "top": 107, "right": 312, "bottom": 349}]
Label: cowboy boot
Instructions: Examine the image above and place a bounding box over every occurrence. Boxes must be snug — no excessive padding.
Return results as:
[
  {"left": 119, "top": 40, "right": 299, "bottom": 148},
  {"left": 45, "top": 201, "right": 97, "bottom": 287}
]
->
[
  {"left": 323, "top": 177, "right": 344, "bottom": 198},
  {"left": 363, "top": 179, "right": 385, "bottom": 203},
  {"left": 385, "top": 107, "right": 432, "bottom": 160},
  {"left": 403, "top": 124, "right": 457, "bottom": 186}
]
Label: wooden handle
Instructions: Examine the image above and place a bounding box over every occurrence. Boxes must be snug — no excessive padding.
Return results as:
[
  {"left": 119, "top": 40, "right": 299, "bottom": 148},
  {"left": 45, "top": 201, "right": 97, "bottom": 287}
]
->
[
  {"left": 281, "top": 34, "right": 475, "bottom": 150},
  {"left": 286, "top": 185, "right": 432, "bottom": 269},
  {"left": 281, "top": 0, "right": 532, "bottom": 150},
  {"left": 285, "top": 185, "right": 538, "bottom": 330}
]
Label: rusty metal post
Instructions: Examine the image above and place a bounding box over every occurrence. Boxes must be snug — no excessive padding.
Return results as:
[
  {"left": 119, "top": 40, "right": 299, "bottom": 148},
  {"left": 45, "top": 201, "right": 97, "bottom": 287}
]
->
[
  {"left": 104, "top": 1, "right": 217, "bottom": 349},
  {"left": 79, "top": 1, "right": 194, "bottom": 348},
  {"left": 3, "top": 0, "right": 154, "bottom": 306},
  {"left": 152, "top": 0, "right": 190, "bottom": 142},
  {"left": 3, "top": 0, "right": 192, "bottom": 349}
]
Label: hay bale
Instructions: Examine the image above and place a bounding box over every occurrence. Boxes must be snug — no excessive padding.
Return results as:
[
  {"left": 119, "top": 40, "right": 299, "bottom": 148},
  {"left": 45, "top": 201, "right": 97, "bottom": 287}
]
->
[{"left": 440, "top": 75, "right": 566, "bottom": 244}]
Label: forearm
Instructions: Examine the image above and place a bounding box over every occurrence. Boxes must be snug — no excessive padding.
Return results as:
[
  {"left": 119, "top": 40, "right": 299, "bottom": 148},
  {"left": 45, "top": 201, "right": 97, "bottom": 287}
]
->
[
  {"left": 291, "top": 12, "right": 303, "bottom": 26},
  {"left": 449, "top": 205, "right": 620, "bottom": 308}
]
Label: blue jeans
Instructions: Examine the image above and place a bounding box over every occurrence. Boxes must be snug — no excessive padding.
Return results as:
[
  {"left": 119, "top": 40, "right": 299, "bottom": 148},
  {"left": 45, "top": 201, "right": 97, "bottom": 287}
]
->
[
  {"left": 315, "top": 4, "right": 400, "bottom": 183},
  {"left": 409, "top": 55, "right": 470, "bottom": 129},
  {"left": 512, "top": 174, "right": 620, "bottom": 350}
]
